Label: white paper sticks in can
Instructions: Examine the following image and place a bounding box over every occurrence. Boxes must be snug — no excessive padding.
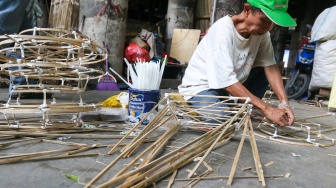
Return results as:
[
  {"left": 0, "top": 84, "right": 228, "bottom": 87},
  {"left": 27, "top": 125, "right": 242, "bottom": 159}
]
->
[{"left": 110, "top": 56, "right": 167, "bottom": 90}]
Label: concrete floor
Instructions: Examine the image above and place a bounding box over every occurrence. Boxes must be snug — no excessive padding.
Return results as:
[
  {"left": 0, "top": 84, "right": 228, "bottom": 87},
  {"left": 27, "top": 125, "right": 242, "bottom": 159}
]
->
[{"left": 0, "top": 88, "right": 336, "bottom": 188}]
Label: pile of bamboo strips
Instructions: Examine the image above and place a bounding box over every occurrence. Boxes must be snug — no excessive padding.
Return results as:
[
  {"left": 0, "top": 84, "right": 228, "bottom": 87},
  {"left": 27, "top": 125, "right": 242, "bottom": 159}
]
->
[
  {"left": 83, "top": 93, "right": 267, "bottom": 187},
  {"left": 195, "top": 0, "right": 213, "bottom": 32},
  {"left": 0, "top": 124, "right": 139, "bottom": 165},
  {"left": 48, "top": 0, "right": 80, "bottom": 30},
  {"left": 2, "top": 92, "right": 336, "bottom": 187}
]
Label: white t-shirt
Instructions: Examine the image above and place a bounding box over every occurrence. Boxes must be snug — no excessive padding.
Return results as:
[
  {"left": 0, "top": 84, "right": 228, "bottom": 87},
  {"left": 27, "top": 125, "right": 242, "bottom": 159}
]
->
[{"left": 178, "top": 16, "right": 276, "bottom": 100}]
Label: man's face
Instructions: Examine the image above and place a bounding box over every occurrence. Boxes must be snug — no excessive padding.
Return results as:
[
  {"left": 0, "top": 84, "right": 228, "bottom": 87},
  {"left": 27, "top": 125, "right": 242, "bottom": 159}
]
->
[{"left": 246, "top": 9, "right": 275, "bottom": 35}]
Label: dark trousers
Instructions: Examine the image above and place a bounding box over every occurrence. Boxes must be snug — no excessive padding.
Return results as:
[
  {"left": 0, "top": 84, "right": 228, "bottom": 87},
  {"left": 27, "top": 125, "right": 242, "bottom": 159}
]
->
[{"left": 189, "top": 67, "right": 268, "bottom": 103}]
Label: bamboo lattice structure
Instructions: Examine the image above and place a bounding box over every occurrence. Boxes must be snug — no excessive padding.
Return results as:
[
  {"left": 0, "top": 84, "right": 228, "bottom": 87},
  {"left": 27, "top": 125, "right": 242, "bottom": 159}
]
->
[
  {"left": 0, "top": 28, "right": 106, "bottom": 128},
  {"left": 254, "top": 116, "right": 336, "bottom": 147}
]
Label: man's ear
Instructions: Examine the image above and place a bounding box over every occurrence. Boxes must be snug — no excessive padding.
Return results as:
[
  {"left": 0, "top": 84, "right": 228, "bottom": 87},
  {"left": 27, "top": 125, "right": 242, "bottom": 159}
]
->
[{"left": 243, "top": 4, "right": 251, "bottom": 17}]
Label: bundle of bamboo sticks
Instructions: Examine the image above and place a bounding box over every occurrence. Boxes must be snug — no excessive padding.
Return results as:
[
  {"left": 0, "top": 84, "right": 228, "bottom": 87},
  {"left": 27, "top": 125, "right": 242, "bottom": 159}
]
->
[
  {"left": 48, "top": 0, "right": 80, "bottom": 30},
  {"left": 195, "top": 0, "right": 213, "bottom": 32},
  {"left": 84, "top": 93, "right": 261, "bottom": 187}
]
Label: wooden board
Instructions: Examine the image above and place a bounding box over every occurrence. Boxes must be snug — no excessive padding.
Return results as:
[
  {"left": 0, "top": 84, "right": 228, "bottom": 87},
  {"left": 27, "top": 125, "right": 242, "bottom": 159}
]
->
[{"left": 170, "top": 29, "right": 201, "bottom": 64}]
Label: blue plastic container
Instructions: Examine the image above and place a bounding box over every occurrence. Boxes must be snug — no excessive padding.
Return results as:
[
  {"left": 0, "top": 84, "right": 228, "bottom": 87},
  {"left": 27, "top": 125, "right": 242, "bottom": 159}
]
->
[{"left": 128, "top": 88, "right": 160, "bottom": 117}]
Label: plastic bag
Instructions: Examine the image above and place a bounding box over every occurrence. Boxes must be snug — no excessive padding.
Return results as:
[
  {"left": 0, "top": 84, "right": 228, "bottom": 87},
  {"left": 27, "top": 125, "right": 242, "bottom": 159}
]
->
[
  {"left": 124, "top": 42, "right": 150, "bottom": 62},
  {"left": 309, "top": 40, "right": 336, "bottom": 91},
  {"left": 310, "top": 6, "right": 336, "bottom": 42}
]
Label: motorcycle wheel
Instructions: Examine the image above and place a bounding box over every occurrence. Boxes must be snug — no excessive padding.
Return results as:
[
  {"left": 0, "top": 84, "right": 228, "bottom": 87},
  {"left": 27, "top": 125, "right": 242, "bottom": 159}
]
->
[{"left": 285, "top": 74, "right": 311, "bottom": 99}]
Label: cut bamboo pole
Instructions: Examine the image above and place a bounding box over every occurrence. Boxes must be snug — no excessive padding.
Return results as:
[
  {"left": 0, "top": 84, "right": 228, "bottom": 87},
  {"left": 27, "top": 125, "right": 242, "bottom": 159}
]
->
[
  {"left": 85, "top": 102, "right": 169, "bottom": 188},
  {"left": 9, "top": 153, "right": 99, "bottom": 163},
  {"left": 167, "top": 170, "right": 177, "bottom": 188},
  {"left": 113, "top": 122, "right": 180, "bottom": 179},
  {"left": 183, "top": 169, "right": 212, "bottom": 188},
  {"left": 183, "top": 161, "right": 214, "bottom": 187},
  {"left": 123, "top": 115, "right": 173, "bottom": 157},
  {"left": 84, "top": 94, "right": 250, "bottom": 187},
  {"left": 0, "top": 131, "right": 132, "bottom": 139},
  {"left": 248, "top": 117, "right": 266, "bottom": 187},
  {"left": 122, "top": 122, "right": 180, "bottom": 183},
  {"left": 42, "top": 139, "right": 88, "bottom": 147},
  {"left": 165, "top": 174, "right": 284, "bottom": 181},
  {"left": 99, "top": 126, "right": 235, "bottom": 188},
  {"left": 227, "top": 117, "right": 249, "bottom": 185},
  {"left": 121, "top": 107, "right": 172, "bottom": 157},
  {"left": 0, "top": 137, "right": 46, "bottom": 148},
  {"left": 59, "top": 146, "right": 93, "bottom": 156},
  {"left": 0, "top": 146, "right": 81, "bottom": 164},
  {"left": 121, "top": 134, "right": 234, "bottom": 188},
  {"left": 295, "top": 113, "right": 332, "bottom": 122},
  {"left": 107, "top": 97, "right": 167, "bottom": 155},
  {"left": 187, "top": 103, "right": 249, "bottom": 178},
  {"left": 116, "top": 141, "right": 215, "bottom": 188}
]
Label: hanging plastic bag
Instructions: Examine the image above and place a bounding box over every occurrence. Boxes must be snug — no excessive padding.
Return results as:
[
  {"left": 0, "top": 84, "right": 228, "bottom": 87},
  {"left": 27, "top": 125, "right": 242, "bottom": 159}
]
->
[{"left": 124, "top": 42, "right": 150, "bottom": 62}]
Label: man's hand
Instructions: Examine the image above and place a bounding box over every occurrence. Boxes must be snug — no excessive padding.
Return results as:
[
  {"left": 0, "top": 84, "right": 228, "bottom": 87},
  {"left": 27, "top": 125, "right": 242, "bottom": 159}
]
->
[
  {"left": 278, "top": 101, "right": 295, "bottom": 125},
  {"left": 261, "top": 106, "right": 293, "bottom": 126}
]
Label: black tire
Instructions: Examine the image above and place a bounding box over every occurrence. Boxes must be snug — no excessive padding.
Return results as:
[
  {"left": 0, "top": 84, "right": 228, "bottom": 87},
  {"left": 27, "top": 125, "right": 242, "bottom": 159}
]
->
[{"left": 285, "top": 74, "right": 310, "bottom": 99}]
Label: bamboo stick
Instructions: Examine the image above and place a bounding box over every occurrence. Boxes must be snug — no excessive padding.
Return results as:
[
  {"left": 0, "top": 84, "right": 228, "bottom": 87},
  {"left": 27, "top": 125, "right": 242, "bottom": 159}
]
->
[
  {"left": 187, "top": 103, "right": 249, "bottom": 178},
  {"left": 183, "top": 161, "right": 214, "bottom": 187},
  {"left": 0, "top": 131, "right": 133, "bottom": 139},
  {"left": 121, "top": 134, "right": 234, "bottom": 188},
  {"left": 116, "top": 140, "right": 215, "bottom": 188},
  {"left": 59, "top": 146, "right": 93, "bottom": 156},
  {"left": 10, "top": 153, "right": 99, "bottom": 163},
  {"left": 164, "top": 174, "right": 284, "bottom": 181},
  {"left": 0, "top": 146, "right": 81, "bottom": 164},
  {"left": 295, "top": 113, "right": 332, "bottom": 122},
  {"left": 41, "top": 139, "right": 87, "bottom": 147},
  {"left": 99, "top": 126, "right": 235, "bottom": 188},
  {"left": 121, "top": 107, "right": 171, "bottom": 156},
  {"left": 183, "top": 170, "right": 212, "bottom": 188},
  {"left": 122, "top": 122, "right": 180, "bottom": 182},
  {"left": 84, "top": 107, "right": 170, "bottom": 187},
  {"left": 227, "top": 117, "right": 249, "bottom": 185},
  {"left": 112, "top": 122, "right": 180, "bottom": 180},
  {"left": 248, "top": 118, "right": 266, "bottom": 187},
  {"left": 0, "top": 137, "right": 46, "bottom": 148},
  {"left": 85, "top": 95, "right": 249, "bottom": 187},
  {"left": 123, "top": 112, "right": 174, "bottom": 157},
  {"left": 167, "top": 170, "right": 177, "bottom": 188},
  {"left": 107, "top": 97, "right": 167, "bottom": 155},
  {"left": 168, "top": 93, "right": 248, "bottom": 101}
]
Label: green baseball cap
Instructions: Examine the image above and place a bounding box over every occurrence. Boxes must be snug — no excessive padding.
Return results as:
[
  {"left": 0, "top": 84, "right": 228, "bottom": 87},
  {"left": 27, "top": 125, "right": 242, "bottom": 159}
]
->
[{"left": 247, "top": 0, "right": 297, "bottom": 27}]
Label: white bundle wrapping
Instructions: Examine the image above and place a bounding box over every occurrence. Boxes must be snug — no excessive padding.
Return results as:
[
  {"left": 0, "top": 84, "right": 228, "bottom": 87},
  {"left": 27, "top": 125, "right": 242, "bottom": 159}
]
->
[
  {"left": 310, "top": 6, "right": 336, "bottom": 42},
  {"left": 309, "top": 40, "right": 336, "bottom": 91}
]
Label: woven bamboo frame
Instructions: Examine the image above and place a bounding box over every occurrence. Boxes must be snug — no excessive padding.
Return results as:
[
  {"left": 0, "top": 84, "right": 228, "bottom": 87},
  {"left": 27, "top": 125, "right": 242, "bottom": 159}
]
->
[{"left": 0, "top": 28, "right": 106, "bottom": 128}]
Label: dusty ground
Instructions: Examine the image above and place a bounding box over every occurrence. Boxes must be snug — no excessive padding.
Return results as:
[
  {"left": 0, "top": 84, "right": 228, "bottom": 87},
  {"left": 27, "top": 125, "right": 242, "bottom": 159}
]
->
[{"left": 0, "top": 88, "right": 335, "bottom": 188}]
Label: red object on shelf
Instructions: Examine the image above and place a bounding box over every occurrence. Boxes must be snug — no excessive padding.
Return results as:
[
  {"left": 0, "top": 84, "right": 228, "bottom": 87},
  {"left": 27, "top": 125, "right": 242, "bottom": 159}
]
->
[{"left": 124, "top": 42, "right": 150, "bottom": 62}]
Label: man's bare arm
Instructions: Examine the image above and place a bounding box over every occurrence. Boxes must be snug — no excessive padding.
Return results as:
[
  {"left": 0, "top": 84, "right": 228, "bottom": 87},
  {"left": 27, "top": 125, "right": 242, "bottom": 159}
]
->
[{"left": 264, "top": 64, "right": 295, "bottom": 125}]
